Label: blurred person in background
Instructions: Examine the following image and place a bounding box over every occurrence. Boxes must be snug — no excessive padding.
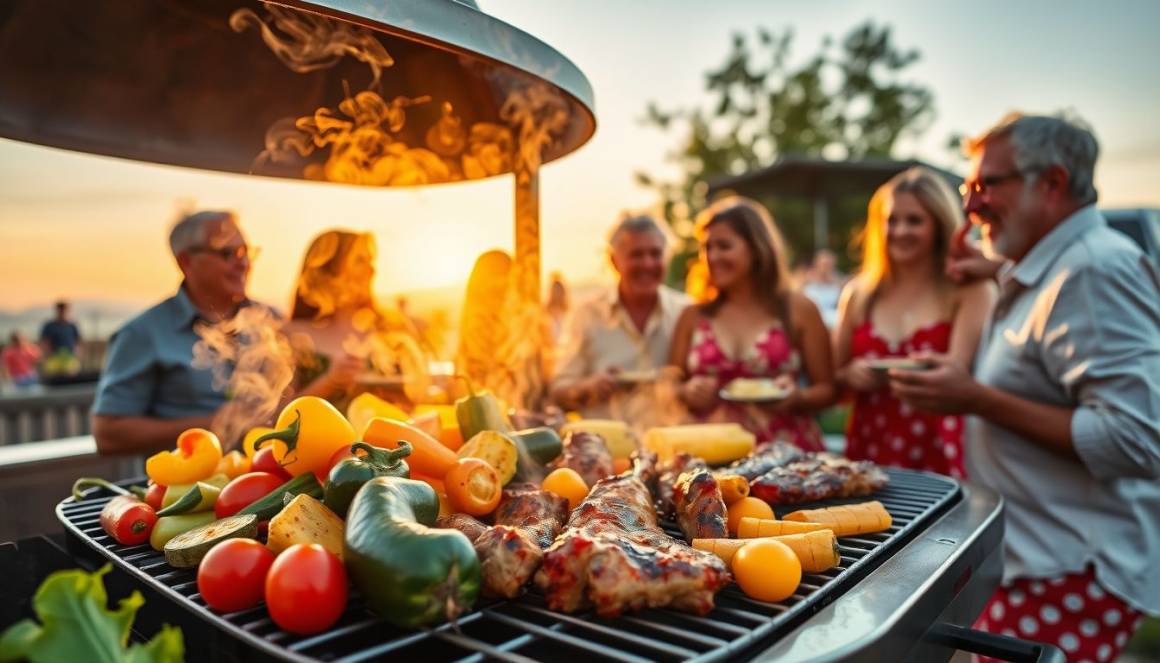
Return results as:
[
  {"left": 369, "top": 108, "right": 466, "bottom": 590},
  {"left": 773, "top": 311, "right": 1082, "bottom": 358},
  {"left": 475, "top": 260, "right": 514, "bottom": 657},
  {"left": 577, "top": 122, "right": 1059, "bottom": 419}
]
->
[
  {"left": 669, "top": 196, "right": 835, "bottom": 450},
  {"left": 891, "top": 113, "right": 1160, "bottom": 661},
  {"left": 92, "top": 210, "right": 270, "bottom": 454},
  {"left": 800, "top": 248, "right": 845, "bottom": 328},
  {"left": 833, "top": 167, "right": 995, "bottom": 478},
  {"left": 39, "top": 300, "right": 81, "bottom": 356},
  {"left": 551, "top": 214, "right": 689, "bottom": 419},
  {"left": 544, "top": 271, "right": 570, "bottom": 345},
  {"left": 3, "top": 330, "right": 42, "bottom": 388}
]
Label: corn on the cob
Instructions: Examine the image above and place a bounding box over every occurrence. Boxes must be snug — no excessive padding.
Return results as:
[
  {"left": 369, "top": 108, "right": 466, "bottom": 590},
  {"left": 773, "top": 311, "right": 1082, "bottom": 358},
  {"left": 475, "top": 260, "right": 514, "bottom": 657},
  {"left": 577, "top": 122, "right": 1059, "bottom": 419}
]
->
[{"left": 642, "top": 423, "right": 755, "bottom": 464}]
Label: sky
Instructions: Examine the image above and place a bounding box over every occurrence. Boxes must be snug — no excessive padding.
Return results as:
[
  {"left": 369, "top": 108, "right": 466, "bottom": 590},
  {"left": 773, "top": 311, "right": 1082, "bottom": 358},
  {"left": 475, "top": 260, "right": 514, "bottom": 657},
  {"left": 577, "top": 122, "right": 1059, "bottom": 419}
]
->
[{"left": 1, "top": 0, "right": 1158, "bottom": 320}]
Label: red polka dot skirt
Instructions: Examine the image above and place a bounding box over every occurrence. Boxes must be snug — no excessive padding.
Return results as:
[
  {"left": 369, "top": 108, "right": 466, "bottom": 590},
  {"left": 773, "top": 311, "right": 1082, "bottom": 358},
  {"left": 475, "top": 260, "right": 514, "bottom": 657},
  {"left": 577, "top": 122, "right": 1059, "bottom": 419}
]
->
[{"left": 973, "top": 568, "right": 1144, "bottom": 662}]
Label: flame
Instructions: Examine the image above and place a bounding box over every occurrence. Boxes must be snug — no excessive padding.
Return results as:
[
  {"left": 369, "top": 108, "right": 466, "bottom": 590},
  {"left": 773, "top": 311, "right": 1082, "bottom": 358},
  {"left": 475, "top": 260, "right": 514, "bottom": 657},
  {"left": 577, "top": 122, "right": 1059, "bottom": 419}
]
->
[{"left": 191, "top": 306, "right": 296, "bottom": 448}]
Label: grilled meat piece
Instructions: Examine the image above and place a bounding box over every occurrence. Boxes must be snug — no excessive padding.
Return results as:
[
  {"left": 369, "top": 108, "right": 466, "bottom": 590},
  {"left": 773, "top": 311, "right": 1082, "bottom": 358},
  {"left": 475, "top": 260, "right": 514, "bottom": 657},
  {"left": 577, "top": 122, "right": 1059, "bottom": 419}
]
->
[
  {"left": 437, "top": 485, "right": 570, "bottom": 598},
  {"left": 671, "top": 469, "right": 728, "bottom": 541},
  {"left": 553, "top": 431, "right": 614, "bottom": 487},
  {"left": 535, "top": 470, "right": 730, "bottom": 617},
  {"left": 750, "top": 456, "right": 889, "bottom": 505},
  {"left": 656, "top": 453, "right": 707, "bottom": 517},
  {"left": 722, "top": 441, "right": 805, "bottom": 481}
]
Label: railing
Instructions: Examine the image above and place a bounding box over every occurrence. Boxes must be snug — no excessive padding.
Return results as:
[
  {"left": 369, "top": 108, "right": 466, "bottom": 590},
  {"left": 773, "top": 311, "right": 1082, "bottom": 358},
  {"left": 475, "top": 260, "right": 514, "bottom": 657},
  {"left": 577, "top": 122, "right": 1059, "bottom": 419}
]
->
[{"left": 0, "top": 385, "right": 96, "bottom": 445}]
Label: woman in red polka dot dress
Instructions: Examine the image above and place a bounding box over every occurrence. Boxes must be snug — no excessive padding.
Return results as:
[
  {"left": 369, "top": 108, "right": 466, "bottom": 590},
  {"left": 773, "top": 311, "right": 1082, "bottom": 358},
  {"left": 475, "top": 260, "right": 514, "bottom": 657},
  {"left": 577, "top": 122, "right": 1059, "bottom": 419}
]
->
[
  {"left": 670, "top": 196, "right": 836, "bottom": 451},
  {"left": 834, "top": 168, "right": 995, "bottom": 477}
]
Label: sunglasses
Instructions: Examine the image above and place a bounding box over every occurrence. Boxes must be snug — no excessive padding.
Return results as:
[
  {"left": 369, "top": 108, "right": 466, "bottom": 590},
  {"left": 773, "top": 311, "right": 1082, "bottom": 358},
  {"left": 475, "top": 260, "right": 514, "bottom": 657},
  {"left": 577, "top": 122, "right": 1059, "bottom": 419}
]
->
[
  {"left": 188, "top": 244, "right": 260, "bottom": 262},
  {"left": 958, "top": 168, "right": 1039, "bottom": 198}
]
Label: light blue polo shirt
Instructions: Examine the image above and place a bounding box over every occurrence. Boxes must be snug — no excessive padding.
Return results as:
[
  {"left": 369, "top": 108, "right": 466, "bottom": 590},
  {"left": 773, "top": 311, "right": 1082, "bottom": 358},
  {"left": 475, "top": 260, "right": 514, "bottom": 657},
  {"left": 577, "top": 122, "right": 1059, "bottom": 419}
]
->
[{"left": 92, "top": 287, "right": 267, "bottom": 419}]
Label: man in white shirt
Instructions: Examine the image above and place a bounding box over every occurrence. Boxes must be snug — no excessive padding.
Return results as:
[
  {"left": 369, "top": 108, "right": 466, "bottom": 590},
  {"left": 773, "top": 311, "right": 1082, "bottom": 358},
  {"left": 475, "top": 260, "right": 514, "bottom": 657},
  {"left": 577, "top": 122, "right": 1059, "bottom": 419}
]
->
[
  {"left": 891, "top": 112, "right": 1159, "bottom": 661},
  {"left": 550, "top": 215, "right": 690, "bottom": 420}
]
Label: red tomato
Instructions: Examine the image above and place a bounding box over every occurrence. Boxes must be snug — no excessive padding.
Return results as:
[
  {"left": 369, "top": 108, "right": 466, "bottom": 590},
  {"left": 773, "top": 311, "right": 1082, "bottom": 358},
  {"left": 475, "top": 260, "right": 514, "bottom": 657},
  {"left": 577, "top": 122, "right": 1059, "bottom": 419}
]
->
[
  {"left": 324, "top": 445, "right": 356, "bottom": 476},
  {"left": 143, "top": 482, "right": 166, "bottom": 511},
  {"left": 215, "top": 472, "right": 285, "bottom": 518},
  {"left": 252, "top": 446, "right": 292, "bottom": 481},
  {"left": 197, "top": 538, "right": 275, "bottom": 613},
  {"left": 265, "top": 544, "right": 347, "bottom": 634}
]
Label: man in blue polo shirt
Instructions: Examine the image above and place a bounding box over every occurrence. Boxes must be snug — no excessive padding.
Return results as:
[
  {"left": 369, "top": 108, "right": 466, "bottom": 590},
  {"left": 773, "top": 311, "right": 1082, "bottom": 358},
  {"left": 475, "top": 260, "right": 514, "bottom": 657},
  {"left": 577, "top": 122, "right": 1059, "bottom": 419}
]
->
[{"left": 92, "top": 210, "right": 267, "bottom": 454}]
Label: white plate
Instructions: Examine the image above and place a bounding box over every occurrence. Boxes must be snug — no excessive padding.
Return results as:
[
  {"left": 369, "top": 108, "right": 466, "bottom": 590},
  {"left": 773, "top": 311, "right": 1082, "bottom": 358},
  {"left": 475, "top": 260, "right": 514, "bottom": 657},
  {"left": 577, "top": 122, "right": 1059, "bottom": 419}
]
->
[
  {"left": 719, "top": 378, "right": 790, "bottom": 403},
  {"left": 616, "top": 369, "right": 658, "bottom": 385}
]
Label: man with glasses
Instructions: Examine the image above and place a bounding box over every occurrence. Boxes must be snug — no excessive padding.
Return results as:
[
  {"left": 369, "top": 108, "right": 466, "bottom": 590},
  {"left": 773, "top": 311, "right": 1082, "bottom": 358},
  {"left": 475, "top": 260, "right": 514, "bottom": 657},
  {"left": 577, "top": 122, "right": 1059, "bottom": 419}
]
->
[
  {"left": 92, "top": 210, "right": 269, "bottom": 454},
  {"left": 890, "top": 113, "right": 1159, "bottom": 660}
]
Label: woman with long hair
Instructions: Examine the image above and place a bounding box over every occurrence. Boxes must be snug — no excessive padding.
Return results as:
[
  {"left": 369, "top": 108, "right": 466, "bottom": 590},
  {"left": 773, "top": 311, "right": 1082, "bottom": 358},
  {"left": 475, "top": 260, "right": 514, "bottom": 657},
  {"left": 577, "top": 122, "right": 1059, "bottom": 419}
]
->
[
  {"left": 668, "top": 196, "right": 835, "bottom": 450},
  {"left": 833, "top": 167, "right": 995, "bottom": 477},
  {"left": 285, "top": 230, "right": 428, "bottom": 407}
]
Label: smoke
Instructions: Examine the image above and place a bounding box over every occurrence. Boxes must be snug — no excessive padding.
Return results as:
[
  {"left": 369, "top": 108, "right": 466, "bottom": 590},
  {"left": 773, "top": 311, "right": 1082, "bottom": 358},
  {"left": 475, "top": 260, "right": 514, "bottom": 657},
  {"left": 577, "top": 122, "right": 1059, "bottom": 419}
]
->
[{"left": 192, "top": 307, "right": 296, "bottom": 448}]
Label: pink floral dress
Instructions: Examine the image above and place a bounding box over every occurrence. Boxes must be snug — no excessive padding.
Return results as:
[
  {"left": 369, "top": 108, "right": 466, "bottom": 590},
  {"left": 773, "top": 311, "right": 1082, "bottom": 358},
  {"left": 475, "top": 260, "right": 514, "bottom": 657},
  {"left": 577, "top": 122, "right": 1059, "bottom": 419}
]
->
[
  {"left": 687, "top": 318, "right": 824, "bottom": 451},
  {"left": 846, "top": 320, "right": 966, "bottom": 478}
]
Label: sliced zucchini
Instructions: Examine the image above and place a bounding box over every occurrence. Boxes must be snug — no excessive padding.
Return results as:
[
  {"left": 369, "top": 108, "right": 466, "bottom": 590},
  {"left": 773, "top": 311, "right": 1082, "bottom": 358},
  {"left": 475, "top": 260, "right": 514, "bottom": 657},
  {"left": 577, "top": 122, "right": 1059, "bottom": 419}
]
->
[
  {"left": 458, "top": 430, "right": 518, "bottom": 485},
  {"left": 163, "top": 514, "right": 259, "bottom": 568}
]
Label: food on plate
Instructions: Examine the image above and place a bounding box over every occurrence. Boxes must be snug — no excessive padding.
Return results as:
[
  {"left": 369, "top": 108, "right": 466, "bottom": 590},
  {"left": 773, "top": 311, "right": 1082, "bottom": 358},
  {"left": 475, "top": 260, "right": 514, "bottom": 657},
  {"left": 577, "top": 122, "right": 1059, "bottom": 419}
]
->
[
  {"left": 552, "top": 431, "right": 614, "bottom": 487},
  {"left": 458, "top": 430, "right": 518, "bottom": 485},
  {"left": 560, "top": 419, "right": 637, "bottom": 460},
  {"left": 265, "top": 544, "right": 348, "bottom": 635},
  {"left": 322, "top": 442, "right": 411, "bottom": 518},
  {"left": 672, "top": 469, "right": 728, "bottom": 541},
  {"left": 535, "top": 454, "right": 730, "bottom": 617},
  {"left": 865, "top": 357, "right": 932, "bottom": 372},
  {"left": 146, "top": 428, "right": 223, "bottom": 486},
  {"left": 749, "top": 455, "right": 889, "bottom": 505},
  {"left": 444, "top": 457, "right": 502, "bottom": 516},
  {"left": 268, "top": 494, "right": 345, "bottom": 560},
  {"left": 540, "top": 467, "right": 589, "bottom": 510},
  {"left": 254, "top": 397, "right": 357, "bottom": 478},
  {"left": 344, "top": 477, "right": 480, "bottom": 627},
  {"left": 783, "top": 500, "right": 893, "bottom": 536},
  {"left": 643, "top": 423, "right": 756, "bottom": 465},
  {"left": 720, "top": 377, "right": 790, "bottom": 401},
  {"left": 717, "top": 474, "right": 750, "bottom": 505},
  {"left": 736, "top": 517, "right": 830, "bottom": 538},
  {"left": 198, "top": 538, "right": 275, "bottom": 613},
  {"left": 163, "top": 514, "right": 259, "bottom": 568},
  {"left": 731, "top": 539, "right": 801, "bottom": 602},
  {"left": 726, "top": 497, "right": 775, "bottom": 536},
  {"left": 616, "top": 368, "right": 657, "bottom": 384}
]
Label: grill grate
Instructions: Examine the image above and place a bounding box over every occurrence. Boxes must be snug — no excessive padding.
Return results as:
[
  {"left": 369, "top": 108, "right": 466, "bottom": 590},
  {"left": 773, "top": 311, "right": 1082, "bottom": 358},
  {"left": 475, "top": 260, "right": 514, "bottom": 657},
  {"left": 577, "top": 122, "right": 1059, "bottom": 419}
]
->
[{"left": 57, "top": 468, "right": 959, "bottom": 662}]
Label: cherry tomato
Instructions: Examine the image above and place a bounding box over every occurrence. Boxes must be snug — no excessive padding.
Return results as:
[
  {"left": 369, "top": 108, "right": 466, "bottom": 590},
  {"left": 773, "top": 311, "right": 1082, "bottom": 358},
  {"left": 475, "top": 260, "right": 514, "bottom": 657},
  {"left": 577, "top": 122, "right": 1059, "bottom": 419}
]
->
[
  {"left": 143, "top": 482, "right": 166, "bottom": 511},
  {"left": 215, "top": 472, "right": 285, "bottom": 518},
  {"left": 252, "top": 446, "right": 292, "bottom": 481},
  {"left": 197, "top": 538, "right": 275, "bottom": 612},
  {"left": 444, "top": 457, "right": 501, "bottom": 516},
  {"left": 265, "top": 544, "right": 347, "bottom": 634},
  {"left": 733, "top": 539, "right": 801, "bottom": 602},
  {"left": 541, "top": 467, "right": 588, "bottom": 511},
  {"left": 726, "top": 497, "right": 775, "bottom": 537}
]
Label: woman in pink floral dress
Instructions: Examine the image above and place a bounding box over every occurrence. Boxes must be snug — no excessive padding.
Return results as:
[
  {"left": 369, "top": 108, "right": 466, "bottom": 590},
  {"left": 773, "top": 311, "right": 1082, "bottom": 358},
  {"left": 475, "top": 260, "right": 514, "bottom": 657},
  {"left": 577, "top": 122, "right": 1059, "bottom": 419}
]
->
[
  {"left": 834, "top": 167, "right": 995, "bottom": 477},
  {"left": 669, "top": 196, "right": 835, "bottom": 451}
]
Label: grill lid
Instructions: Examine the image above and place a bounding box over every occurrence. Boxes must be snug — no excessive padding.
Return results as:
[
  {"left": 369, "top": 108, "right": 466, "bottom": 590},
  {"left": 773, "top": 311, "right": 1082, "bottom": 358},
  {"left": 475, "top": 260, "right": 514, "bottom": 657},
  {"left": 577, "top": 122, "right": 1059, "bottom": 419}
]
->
[{"left": 0, "top": 0, "right": 596, "bottom": 187}]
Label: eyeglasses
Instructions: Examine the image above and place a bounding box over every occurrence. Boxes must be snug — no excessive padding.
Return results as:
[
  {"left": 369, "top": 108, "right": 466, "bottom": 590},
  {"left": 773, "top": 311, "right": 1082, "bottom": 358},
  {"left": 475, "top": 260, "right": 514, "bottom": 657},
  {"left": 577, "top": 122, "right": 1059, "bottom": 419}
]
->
[
  {"left": 188, "top": 244, "right": 260, "bottom": 262},
  {"left": 958, "top": 169, "right": 1037, "bottom": 198}
]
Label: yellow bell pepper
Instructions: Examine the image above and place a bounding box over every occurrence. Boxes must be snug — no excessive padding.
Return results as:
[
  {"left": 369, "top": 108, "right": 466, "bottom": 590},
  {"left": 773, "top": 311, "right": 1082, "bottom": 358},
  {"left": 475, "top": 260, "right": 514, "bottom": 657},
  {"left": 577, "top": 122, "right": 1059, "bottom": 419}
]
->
[
  {"left": 213, "top": 450, "right": 252, "bottom": 479},
  {"left": 146, "top": 428, "right": 224, "bottom": 486},
  {"left": 412, "top": 404, "right": 464, "bottom": 450},
  {"left": 346, "top": 393, "right": 410, "bottom": 434},
  {"left": 255, "top": 396, "right": 357, "bottom": 477},
  {"left": 241, "top": 426, "right": 274, "bottom": 458}
]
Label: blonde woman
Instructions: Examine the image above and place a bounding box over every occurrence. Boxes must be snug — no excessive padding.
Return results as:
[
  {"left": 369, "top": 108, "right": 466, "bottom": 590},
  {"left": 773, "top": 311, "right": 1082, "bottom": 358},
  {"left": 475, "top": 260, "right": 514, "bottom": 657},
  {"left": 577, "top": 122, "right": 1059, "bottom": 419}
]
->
[
  {"left": 669, "top": 196, "right": 835, "bottom": 450},
  {"left": 833, "top": 167, "right": 995, "bottom": 477}
]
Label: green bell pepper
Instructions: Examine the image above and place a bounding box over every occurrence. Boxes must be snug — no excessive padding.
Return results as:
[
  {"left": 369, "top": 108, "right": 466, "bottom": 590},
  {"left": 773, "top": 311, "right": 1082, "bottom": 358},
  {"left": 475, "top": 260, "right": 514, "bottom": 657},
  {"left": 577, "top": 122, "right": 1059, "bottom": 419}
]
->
[
  {"left": 323, "top": 442, "right": 412, "bottom": 518},
  {"left": 344, "top": 476, "right": 480, "bottom": 627}
]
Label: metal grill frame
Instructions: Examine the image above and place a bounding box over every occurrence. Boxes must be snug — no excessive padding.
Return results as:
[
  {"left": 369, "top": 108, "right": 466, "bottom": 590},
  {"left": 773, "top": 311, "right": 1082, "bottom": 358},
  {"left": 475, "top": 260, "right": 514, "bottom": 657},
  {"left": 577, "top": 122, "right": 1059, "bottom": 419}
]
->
[{"left": 57, "top": 469, "right": 962, "bottom": 662}]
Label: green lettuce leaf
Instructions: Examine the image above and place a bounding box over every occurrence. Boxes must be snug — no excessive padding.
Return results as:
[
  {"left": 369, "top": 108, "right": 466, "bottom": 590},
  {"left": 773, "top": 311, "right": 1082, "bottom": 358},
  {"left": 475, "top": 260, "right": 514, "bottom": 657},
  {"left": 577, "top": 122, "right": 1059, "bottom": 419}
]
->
[{"left": 0, "top": 564, "right": 184, "bottom": 663}]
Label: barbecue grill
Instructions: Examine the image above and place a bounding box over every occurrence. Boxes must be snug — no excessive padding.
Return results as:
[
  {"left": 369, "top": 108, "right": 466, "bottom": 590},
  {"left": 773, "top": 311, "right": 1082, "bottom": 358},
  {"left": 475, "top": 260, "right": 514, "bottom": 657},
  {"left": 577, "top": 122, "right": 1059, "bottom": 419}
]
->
[{"left": 55, "top": 469, "right": 1058, "bottom": 662}]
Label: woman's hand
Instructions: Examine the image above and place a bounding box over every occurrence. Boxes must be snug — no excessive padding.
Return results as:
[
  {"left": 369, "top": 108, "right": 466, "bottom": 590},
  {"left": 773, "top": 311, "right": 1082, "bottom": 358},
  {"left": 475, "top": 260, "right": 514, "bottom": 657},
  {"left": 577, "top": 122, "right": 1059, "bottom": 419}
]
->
[
  {"left": 764, "top": 374, "right": 802, "bottom": 414},
  {"left": 681, "top": 376, "right": 719, "bottom": 411},
  {"left": 844, "top": 358, "right": 884, "bottom": 392}
]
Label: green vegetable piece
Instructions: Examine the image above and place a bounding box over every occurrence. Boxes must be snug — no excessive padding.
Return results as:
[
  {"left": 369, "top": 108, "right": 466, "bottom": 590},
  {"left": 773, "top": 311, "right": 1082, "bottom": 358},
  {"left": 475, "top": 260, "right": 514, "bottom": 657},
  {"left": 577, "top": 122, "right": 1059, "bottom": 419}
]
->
[
  {"left": 323, "top": 442, "right": 412, "bottom": 517},
  {"left": 0, "top": 564, "right": 184, "bottom": 663}
]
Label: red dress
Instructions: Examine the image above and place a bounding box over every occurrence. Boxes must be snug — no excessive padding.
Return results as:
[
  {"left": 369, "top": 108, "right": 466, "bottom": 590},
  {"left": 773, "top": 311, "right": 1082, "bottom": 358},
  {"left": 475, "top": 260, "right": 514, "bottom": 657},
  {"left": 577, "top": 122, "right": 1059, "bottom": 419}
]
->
[
  {"left": 687, "top": 319, "right": 824, "bottom": 452},
  {"left": 846, "top": 320, "right": 966, "bottom": 478}
]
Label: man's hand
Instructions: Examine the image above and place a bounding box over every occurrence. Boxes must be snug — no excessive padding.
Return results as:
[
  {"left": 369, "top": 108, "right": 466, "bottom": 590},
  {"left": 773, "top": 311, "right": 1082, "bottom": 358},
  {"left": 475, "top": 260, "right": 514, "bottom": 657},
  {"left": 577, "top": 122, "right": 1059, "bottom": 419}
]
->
[
  {"left": 888, "top": 353, "right": 984, "bottom": 415},
  {"left": 946, "top": 223, "right": 1005, "bottom": 283},
  {"left": 582, "top": 370, "right": 618, "bottom": 404}
]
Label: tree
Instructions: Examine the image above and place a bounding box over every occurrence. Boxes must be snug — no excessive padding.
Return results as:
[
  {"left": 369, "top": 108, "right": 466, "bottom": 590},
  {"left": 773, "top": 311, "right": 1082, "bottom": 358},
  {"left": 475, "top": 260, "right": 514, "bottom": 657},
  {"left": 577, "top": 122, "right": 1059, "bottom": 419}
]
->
[{"left": 639, "top": 21, "right": 935, "bottom": 285}]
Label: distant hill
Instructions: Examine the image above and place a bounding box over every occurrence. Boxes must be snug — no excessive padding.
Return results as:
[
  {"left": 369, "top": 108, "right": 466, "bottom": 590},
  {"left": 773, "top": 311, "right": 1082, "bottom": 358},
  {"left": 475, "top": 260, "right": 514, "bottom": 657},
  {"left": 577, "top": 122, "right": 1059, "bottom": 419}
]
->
[{"left": 0, "top": 300, "right": 143, "bottom": 342}]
